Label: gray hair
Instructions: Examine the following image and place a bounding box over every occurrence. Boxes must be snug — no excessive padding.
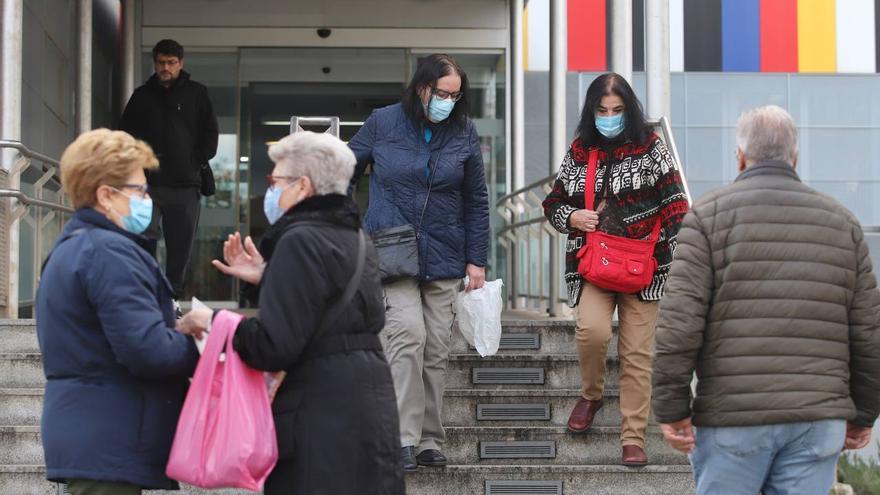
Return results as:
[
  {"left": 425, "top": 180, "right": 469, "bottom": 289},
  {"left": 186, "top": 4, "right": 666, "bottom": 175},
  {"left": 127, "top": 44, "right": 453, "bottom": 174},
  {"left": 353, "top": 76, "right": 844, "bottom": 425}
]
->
[
  {"left": 267, "top": 131, "right": 355, "bottom": 195},
  {"left": 735, "top": 105, "right": 799, "bottom": 164}
]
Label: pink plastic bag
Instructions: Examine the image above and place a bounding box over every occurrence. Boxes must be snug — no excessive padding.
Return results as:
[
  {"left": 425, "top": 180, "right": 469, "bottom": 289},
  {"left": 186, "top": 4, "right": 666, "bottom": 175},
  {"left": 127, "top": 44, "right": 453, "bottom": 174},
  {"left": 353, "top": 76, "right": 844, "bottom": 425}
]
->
[{"left": 166, "top": 310, "right": 278, "bottom": 491}]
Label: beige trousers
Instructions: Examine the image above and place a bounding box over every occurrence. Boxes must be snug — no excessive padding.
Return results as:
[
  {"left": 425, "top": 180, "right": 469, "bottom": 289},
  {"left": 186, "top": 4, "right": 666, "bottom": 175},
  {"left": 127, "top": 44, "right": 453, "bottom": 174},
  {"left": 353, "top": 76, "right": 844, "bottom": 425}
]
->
[
  {"left": 381, "top": 278, "right": 459, "bottom": 453},
  {"left": 576, "top": 282, "right": 659, "bottom": 448}
]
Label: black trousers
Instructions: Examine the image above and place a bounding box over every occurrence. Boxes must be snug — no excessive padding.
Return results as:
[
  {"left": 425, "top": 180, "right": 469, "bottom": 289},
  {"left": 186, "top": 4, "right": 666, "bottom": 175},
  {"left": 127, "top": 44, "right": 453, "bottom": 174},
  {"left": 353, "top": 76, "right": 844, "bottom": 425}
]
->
[{"left": 146, "top": 186, "right": 201, "bottom": 298}]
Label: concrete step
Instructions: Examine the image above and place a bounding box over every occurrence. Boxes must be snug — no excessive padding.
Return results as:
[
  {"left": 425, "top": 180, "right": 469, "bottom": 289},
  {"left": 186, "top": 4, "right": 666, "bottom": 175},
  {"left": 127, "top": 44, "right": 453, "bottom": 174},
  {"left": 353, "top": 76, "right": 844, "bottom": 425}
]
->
[
  {"left": 452, "top": 320, "right": 619, "bottom": 358},
  {"left": 0, "top": 353, "right": 45, "bottom": 388},
  {"left": 1, "top": 352, "right": 618, "bottom": 390},
  {"left": 4, "top": 463, "right": 694, "bottom": 495},
  {"left": 443, "top": 389, "right": 656, "bottom": 428},
  {"left": 1, "top": 425, "right": 683, "bottom": 467},
  {"left": 0, "top": 389, "right": 42, "bottom": 425},
  {"left": 405, "top": 464, "right": 695, "bottom": 495},
  {"left": 442, "top": 426, "right": 687, "bottom": 466},
  {"left": 447, "top": 354, "right": 619, "bottom": 390},
  {"left": 0, "top": 426, "right": 43, "bottom": 465},
  {"left": 0, "top": 465, "right": 252, "bottom": 495},
  {"left": 0, "top": 320, "right": 38, "bottom": 353}
]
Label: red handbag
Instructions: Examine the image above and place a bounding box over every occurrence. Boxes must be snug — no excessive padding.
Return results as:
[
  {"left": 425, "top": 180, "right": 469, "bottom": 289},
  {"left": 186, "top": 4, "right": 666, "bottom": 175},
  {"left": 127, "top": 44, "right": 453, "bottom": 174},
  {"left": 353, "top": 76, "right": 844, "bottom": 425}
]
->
[{"left": 576, "top": 149, "right": 661, "bottom": 294}]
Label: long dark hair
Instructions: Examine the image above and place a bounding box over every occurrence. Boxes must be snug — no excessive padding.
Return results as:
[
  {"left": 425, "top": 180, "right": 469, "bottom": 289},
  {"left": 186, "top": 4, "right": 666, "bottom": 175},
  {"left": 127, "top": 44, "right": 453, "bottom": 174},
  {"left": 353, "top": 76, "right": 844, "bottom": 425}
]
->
[
  {"left": 401, "top": 54, "right": 470, "bottom": 130},
  {"left": 575, "top": 73, "right": 651, "bottom": 147}
]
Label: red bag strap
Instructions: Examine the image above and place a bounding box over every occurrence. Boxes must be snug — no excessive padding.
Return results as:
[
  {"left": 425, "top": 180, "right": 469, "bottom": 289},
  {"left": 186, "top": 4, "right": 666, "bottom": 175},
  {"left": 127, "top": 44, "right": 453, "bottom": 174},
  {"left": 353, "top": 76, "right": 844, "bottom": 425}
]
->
[
  {"left": 585, "top": 147, "right": 663, "bottom": 242},
  {"left": 584, "top": 148, "right": 598, "bottom": 211}
]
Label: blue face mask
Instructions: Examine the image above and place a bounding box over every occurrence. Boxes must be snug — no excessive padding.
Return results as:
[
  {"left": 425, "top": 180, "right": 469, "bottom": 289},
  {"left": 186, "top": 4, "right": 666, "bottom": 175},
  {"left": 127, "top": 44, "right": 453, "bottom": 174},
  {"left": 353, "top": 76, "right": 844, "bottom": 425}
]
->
[
  {"left": 263, "top": 185, "right": 284, "bottom": 225},
  {"left": 263, "top": 182, "right": 298, "bottom": 225},
  {"left": 595, "top": 113, "right": 625, "bottom": 138},
  {"left": 111, "top": 189, "right": 153, "bottom": 234},
  {"left": 425, "top": 95, "right": 456, "bottom": 122}
]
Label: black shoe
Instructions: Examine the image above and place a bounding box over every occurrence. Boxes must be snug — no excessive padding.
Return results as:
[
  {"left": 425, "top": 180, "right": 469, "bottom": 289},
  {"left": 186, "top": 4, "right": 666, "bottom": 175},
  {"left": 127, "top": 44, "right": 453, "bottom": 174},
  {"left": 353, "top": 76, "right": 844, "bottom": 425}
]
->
[
  {"left": 401, "top": 446, "right": 418, "bottom": 472},
  {"left": 416, "top": 449, "right": 448, "bottom": 467}
]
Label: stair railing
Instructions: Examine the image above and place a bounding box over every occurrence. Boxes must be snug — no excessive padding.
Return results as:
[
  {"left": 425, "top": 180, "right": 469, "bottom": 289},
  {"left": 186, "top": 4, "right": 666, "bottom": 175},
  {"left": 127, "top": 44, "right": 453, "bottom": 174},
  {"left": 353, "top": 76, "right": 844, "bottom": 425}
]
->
[{"left": 0, "top": 140, "right": 72, "bottom": 318}]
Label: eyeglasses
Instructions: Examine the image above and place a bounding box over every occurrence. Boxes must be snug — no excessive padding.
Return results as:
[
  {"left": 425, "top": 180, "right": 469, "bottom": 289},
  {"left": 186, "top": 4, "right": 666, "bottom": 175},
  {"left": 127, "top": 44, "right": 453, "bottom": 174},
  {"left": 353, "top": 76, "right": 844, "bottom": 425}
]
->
[
  {"left": 432, "top": 88, "right": 464, "bottom": 102},
  {"left": 117, "top": 183, "right": 150, "bottom": 199},
  {"left": 266, "top": 174, "right": 300, "bottom": 188}
]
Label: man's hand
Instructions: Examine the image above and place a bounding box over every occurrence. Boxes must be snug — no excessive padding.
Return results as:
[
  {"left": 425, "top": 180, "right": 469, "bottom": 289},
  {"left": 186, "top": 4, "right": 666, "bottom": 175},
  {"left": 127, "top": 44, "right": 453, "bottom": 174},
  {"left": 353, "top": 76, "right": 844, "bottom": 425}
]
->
[
  {"left": 844, "top": 422, "right": 872, "bottom": 450},
  {"left": 568, "top": 209, "right": 599, "bottom": 232},
  {"left": 660, "top": 417, "right": 696, "bottom": 454},
  {"left": 465, "top": 264, "right": 486, "bottom": 292},
  {"left": 212, "top": 232, "right": 265, "bottom": 285}
]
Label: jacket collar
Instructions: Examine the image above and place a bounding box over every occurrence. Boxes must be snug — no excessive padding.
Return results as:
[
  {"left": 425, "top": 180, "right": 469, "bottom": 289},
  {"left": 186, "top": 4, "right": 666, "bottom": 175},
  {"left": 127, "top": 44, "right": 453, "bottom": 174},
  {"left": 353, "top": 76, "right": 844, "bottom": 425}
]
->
[
  {"left": 258, "top": 194, "right": 361, "bottom": 261},
  {"left": 70, "top": 208, "right": 157, "bottom": 255},
  {"left": 735, "top": 160, "right": 800, "bottom": 183}
]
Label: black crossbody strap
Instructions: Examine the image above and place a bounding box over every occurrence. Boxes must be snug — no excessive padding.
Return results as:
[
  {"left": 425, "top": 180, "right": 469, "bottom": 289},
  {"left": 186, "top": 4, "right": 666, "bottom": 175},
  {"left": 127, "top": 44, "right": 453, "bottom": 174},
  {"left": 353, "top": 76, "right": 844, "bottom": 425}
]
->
[
  {"left": 317, "top": 228, "right": 366, "bottom": 336},
  {"left": 416, "top": 150, "right": 443, "bottom": 234},
  {"left": 286, "top": 221, "right": 367, "bottom": 339}
]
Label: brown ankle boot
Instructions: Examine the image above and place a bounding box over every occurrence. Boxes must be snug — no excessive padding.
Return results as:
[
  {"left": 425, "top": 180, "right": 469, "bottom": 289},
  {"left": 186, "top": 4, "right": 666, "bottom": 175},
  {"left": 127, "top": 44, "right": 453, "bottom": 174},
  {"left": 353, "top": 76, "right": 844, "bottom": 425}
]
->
[
  {"left": 567, "top": 398, "right": 603, "bottom": 433},
  {"left": 622, "top": 445, "right": 648, "bottom": 466}
]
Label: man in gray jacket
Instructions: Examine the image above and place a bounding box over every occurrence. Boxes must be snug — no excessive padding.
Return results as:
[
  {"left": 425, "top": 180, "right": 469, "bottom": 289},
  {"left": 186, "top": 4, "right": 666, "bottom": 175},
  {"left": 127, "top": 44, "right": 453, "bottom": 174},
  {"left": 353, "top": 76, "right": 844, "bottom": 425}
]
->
[{"left": 653, "top": 105, "right": 880, "bottom": 495}]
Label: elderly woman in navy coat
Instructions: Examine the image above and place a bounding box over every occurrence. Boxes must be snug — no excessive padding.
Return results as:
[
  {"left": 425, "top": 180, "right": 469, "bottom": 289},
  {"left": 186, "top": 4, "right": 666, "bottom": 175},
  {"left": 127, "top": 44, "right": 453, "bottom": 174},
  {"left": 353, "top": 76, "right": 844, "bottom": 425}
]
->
[
  {"left": 35, "top": 129, "right": 199, "bottom": 495},
  {"left": 348, "top": 53, "right": 490, "bottom": 470}
]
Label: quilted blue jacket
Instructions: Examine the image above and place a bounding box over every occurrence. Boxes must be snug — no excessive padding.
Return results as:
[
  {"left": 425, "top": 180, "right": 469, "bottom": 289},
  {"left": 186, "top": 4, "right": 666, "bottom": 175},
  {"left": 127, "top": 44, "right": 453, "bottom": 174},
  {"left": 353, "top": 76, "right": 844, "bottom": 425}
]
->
[
  {"left": 349, "top": 103, "right": 489, "bottom": 281},
  {"left": 35, "top": 208, "right": 198, "bottom": 489}
]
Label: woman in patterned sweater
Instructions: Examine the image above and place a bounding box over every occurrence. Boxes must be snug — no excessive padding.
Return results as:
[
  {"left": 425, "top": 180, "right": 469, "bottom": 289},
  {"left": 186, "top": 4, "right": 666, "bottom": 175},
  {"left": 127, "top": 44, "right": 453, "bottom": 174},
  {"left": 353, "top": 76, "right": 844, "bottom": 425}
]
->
[{"left": 542, "top": 73, "right": 689, "bottom": 466}]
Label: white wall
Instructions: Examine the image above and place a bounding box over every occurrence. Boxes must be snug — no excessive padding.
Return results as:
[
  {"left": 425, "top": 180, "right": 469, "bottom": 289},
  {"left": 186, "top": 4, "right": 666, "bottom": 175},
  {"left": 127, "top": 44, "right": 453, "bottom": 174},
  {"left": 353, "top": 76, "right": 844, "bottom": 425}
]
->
[
  {"left": 142, "top": 0, "right": 506, "bottom": 29},
  {"left": 21, "top": 0, "right": 76, "bottom": 158},
  {"left": 140, "top": 0, "right": 508, "bottom": 49}
]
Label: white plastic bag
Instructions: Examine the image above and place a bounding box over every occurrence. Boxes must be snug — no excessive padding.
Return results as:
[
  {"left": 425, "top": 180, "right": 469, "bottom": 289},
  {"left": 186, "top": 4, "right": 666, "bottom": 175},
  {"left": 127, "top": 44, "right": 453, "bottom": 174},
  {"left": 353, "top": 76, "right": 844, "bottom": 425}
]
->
[{"left": 456, "top": 278, "right": 504, "bottom": 357}]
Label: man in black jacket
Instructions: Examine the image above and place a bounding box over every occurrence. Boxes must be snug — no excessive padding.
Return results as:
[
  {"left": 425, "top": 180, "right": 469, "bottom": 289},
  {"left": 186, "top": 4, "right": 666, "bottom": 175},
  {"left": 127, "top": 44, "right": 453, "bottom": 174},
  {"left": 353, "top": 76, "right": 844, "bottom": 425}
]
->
[{"left": 119, "top": 39, "right": 218, "bottom": 301}]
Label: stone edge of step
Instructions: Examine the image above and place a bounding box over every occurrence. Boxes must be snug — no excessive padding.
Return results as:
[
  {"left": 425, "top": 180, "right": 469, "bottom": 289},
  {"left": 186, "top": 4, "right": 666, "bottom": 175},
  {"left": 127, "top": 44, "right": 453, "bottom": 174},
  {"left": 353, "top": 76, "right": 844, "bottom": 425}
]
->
[
  {"left": 0, "top": 426, "right": 40, "bottom": 433},
  {"left": 0, "top": 463, "right": 693, "bottom": 475},
  {"left": 445, "top": 425, "right": 666, "bottom": 435},
  {"left": 444, "top": 388, "right": 620, "bottom": 398},
  {"left": 405, "top": 463, "right": 694, "bottom": 474},
  {"left": 450, "top": 353, "right": 618, "bottom": 363},
  {"left": 0, "top": 388, "right": 43, "bottom": 396}
]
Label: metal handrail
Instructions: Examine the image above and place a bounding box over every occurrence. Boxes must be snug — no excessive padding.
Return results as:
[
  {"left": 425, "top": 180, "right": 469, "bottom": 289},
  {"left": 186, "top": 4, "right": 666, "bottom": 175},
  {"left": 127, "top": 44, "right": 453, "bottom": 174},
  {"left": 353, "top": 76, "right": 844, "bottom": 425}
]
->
[
  {"left": 0, "top": 189, "right": 73, "bottom": 213},
  {"left": 495, "top": 117, "right": 693, "bottom": 316},
  {"left": 1, "top": 140, "right": 69, "bottom": 317},
  {"left": 0, "top": 139, "right": 60, "bottom": 168}
]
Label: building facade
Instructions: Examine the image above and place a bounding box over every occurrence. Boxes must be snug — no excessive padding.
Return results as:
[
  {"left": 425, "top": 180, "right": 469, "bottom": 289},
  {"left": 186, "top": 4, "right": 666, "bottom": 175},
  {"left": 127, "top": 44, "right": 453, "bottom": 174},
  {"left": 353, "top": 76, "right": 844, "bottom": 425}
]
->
[{"left": 2, "top": 0, "right": 879, "bottom": 311}]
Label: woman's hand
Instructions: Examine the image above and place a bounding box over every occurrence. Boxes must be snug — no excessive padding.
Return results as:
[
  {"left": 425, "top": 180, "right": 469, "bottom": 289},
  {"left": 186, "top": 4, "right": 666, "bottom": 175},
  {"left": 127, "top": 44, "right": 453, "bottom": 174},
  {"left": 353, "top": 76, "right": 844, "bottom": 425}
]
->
[
  {"left": 176, "top": 308, "right": 212, "bottom": 341},
  {"left": 465, "top": 264, "right": 486, "bottom": 292},
  {"left": 212, "top": 232, "right": 265, "bottom": 285},
  {"left": 569, "top": 209, "right": 599, "bottom": 232}
]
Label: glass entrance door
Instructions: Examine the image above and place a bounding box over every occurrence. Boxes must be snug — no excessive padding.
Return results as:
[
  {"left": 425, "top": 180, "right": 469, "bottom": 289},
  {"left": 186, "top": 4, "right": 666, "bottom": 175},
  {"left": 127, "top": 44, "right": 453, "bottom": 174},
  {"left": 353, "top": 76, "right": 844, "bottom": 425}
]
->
[{"left": 146, "top": 47, "right": 507, "bottom": 304}]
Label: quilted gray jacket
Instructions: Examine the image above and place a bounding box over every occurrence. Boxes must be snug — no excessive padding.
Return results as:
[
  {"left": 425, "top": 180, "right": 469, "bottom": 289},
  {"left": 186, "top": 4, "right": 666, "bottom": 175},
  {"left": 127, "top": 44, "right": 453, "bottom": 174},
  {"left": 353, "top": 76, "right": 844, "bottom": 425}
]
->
[{"left": 653, "top": 161, "right": 880, "bottom": 428}]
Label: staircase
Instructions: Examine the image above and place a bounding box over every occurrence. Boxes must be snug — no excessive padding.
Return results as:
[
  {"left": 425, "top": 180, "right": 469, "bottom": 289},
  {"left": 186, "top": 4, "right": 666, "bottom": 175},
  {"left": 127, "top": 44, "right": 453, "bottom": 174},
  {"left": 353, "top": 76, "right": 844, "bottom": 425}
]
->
[{"left": 0, "top": 318, "right": 695, "bottom": 494}]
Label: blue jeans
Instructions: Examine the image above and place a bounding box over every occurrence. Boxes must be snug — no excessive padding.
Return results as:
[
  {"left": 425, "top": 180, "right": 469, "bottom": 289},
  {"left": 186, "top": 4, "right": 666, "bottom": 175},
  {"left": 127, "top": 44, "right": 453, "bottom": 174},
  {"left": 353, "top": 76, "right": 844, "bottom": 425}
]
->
[{"left": 689, "top": 419, "right": 846, "bottom": 495}]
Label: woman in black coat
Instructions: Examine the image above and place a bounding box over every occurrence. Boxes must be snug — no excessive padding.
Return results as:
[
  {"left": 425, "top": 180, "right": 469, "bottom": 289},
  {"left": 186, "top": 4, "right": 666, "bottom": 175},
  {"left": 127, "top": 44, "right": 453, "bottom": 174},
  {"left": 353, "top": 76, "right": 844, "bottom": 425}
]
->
[{"left": 178, "top": 131, "right": 404, "bottom": 495}]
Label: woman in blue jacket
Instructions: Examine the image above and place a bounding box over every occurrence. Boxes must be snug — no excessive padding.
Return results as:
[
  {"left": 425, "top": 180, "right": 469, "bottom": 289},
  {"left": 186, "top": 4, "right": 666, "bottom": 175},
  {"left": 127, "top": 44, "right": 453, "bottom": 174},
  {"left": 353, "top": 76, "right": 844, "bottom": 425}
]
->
[
  {"left": 35, "top": 129, "right": 199, "bottom": 495},
  {"left": 349, "top": 53, "right": 490, "bottom": 471}
]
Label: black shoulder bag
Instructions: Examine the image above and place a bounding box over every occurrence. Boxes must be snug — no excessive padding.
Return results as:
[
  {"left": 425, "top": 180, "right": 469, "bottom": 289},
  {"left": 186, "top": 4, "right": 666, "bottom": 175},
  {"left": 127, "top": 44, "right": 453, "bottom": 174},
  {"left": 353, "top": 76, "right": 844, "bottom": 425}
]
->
[
  {"left": 200, "top": 163, "right": 216, "bottom": 197},
  {"left": 370, "top": 151, "right": 441, "bottom": 283}
]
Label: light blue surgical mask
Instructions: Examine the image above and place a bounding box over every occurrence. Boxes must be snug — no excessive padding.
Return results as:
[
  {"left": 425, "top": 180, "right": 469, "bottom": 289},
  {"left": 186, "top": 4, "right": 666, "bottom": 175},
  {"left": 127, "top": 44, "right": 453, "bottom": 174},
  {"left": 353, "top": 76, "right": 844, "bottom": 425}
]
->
[
  {"left": 263, "top": 181, "right": 298, "bottom": 225},
  {"left": 425, "top": 95, "right": 456, "bottom": 122},
  {"left": 595, "top": 113, "right": 625, "bottom": 138},
  {"left": 110, "top": 188, "right": 153, "bottom": 234},
  {"left": 263, "top": 185, "right": 284, "bottom": 225}
]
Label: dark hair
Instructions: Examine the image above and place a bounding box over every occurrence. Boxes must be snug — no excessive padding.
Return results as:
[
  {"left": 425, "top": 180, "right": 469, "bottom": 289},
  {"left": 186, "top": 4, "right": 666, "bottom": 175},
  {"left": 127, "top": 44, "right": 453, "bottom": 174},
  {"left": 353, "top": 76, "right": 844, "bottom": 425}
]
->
[
  {"left": 152, "top": 39, "right": 184, "bottom": 61},
  {"left": 575, "top": 73, "right": 651, "bottom": 147},
  {"left": 401, "top": 54, "right": 470, "bottom": 130}
]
